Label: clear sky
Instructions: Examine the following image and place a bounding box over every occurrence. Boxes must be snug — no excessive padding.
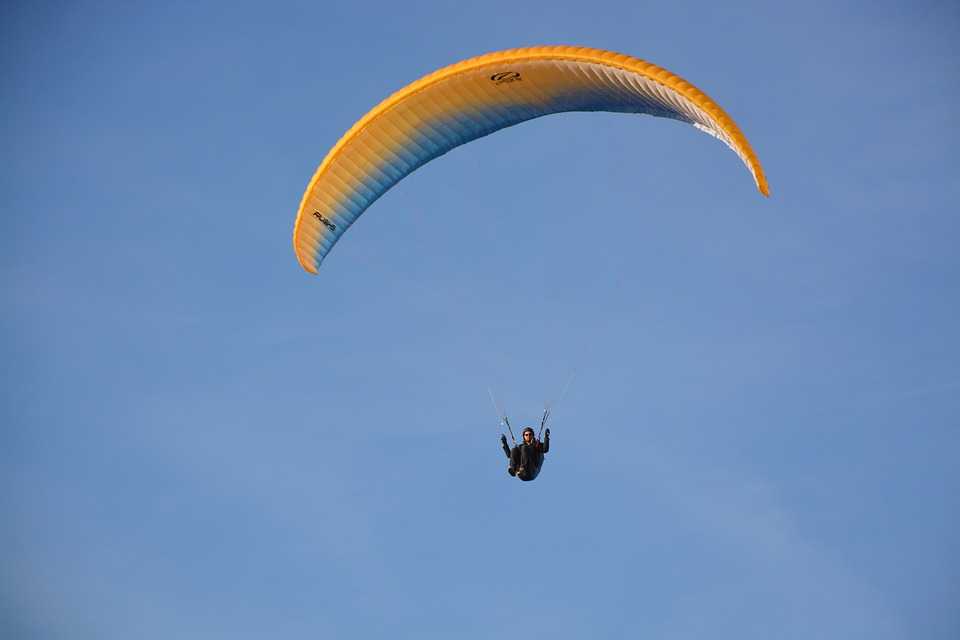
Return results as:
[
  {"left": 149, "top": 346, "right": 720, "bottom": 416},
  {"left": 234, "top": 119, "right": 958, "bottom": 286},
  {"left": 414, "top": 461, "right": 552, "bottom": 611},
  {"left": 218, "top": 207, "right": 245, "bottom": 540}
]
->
[{"left": 3, "top": 1, "right": 958, "bottom": 638}]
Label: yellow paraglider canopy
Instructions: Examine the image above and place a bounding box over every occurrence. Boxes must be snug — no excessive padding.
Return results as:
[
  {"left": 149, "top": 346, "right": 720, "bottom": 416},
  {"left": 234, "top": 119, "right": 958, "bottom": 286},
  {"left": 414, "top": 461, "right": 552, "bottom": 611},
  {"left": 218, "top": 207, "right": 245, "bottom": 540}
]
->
[{"left": 293, "top": 45, "right": 769, "bottom": 274}]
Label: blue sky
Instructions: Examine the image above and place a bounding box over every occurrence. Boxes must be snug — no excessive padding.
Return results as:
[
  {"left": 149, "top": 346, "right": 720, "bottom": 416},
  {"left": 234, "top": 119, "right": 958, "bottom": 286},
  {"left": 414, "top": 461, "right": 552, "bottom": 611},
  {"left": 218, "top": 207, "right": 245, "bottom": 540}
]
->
[{"left": 3, "top": 1, "right": 958, "bottom": 638}]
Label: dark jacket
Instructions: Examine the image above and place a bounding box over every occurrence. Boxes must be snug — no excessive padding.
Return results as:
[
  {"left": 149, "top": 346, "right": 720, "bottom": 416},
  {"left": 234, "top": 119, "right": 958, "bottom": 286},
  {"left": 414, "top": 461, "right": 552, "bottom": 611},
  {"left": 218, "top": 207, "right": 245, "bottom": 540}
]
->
[{"left": 505, "top": 430, "right": 550, "bottom": 481}]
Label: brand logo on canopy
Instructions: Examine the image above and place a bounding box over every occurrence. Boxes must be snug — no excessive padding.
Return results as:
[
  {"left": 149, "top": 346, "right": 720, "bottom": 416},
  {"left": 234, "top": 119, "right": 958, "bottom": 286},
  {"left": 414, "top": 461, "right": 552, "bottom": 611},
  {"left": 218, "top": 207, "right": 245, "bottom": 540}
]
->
[{"left": 490, "top": 71, "right": 521, "bottom": 84}]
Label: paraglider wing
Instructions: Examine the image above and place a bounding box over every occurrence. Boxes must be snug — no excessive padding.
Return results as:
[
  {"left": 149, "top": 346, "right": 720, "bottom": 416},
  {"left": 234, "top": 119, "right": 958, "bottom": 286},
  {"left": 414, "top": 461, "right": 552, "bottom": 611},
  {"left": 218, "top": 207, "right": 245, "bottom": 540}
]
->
[{"left": 293, "top": 46, "right": 769, "bottom": 274}]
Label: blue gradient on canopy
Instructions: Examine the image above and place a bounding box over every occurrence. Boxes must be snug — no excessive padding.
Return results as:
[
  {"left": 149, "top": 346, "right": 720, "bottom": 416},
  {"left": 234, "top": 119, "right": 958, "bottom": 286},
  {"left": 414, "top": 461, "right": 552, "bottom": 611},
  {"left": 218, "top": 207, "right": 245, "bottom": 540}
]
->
[{"left": 313, "top": 104, "right": 545, "bottom": 269}]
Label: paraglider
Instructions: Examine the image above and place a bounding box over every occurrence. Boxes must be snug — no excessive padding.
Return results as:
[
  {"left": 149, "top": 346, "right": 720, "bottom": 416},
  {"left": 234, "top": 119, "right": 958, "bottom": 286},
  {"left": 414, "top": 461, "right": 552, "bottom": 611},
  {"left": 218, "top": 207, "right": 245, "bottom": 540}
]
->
[
  {"left": 489, "top": 379, "right": 568, "bottom": 482},
  {"left": 501, "top": 427, "right": 550, "bottom": 481},
  {"left": 291, "top": 47, "right": 770, "bottom": 485},
  {"left": 292, "top": 45, "right": 769, "bottom": 273}
]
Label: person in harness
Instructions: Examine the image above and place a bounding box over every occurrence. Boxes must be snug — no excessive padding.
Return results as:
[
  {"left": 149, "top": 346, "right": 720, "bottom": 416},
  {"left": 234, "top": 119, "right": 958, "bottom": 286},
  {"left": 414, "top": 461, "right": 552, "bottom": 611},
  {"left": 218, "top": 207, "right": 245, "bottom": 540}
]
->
[{"left": 500, "top": 426, "right": 550, "bottom": 481}]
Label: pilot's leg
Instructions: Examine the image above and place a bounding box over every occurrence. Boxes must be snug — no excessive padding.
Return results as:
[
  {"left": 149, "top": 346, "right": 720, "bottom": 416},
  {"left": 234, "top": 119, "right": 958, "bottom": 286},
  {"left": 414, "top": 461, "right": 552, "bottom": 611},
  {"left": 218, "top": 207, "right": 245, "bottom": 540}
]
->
[
  {"left": 508, "top": 446, "right": 521, "bottom": 476},
  {"left": 516, "top": 444, "right": 531, "bottom": 478}
]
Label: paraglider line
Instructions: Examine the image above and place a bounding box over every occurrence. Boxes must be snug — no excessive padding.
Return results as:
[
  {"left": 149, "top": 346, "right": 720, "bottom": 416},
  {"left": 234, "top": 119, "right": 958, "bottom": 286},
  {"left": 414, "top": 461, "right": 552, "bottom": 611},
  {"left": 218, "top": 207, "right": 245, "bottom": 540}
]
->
[
  {"left": 488, "top": 388, "right": 516, "bottom": 445},
  {"left": 539, "top": 370, "right": 576, "bottom": 438}
]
